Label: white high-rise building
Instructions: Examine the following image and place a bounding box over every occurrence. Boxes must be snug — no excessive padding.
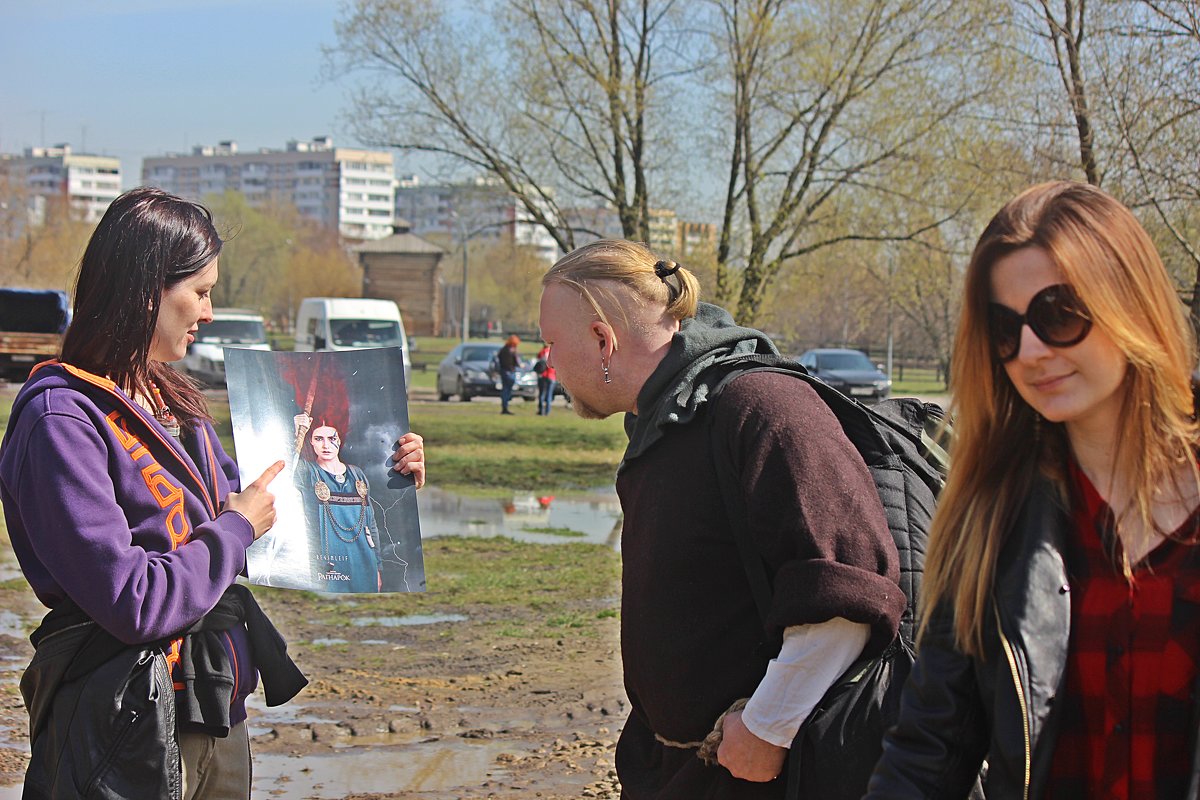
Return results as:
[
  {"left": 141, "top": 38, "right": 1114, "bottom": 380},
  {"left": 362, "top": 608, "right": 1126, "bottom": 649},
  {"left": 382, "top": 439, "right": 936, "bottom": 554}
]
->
[
  {"left": 395, "top": 175, "right": 561, "bottom": 262},
  {"left": 142, "top": 137, "right": 396, "bottom": 240},
  {"left": 0, "top": 144, "right": 122, "bottom": 225}
]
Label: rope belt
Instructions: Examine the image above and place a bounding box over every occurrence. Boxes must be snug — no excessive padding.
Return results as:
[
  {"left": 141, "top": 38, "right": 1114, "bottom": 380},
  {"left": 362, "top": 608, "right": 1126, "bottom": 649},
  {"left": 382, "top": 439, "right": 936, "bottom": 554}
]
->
[{"left": 654, "top": 697, "right": 749, "bottom": 766}]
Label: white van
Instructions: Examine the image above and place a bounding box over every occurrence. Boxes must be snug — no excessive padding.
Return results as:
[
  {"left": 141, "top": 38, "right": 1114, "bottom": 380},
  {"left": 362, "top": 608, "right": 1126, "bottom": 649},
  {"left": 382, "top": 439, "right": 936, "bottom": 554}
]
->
[
  {"left": 294, "top": 297, "right": 412, "bottom": 390},
  {"left": 179, "top": 308, "right": 271, "bottom": 385}
]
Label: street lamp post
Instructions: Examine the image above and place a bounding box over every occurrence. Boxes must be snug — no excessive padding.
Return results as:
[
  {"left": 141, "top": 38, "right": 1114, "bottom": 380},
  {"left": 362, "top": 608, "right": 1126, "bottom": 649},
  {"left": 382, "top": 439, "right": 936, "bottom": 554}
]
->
[
  {"left": 461, "top": 234, "right": 470, "bottom": 345},
  {"left": 456, "top": 215, "right": 513, "bottom": 345}
]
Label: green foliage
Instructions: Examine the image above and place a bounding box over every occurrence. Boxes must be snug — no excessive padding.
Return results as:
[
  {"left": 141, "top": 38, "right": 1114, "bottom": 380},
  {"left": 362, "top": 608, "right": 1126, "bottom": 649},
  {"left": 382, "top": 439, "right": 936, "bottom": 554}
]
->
[{"left": 204, "top": 191, "right": 361, "bottom": 325}]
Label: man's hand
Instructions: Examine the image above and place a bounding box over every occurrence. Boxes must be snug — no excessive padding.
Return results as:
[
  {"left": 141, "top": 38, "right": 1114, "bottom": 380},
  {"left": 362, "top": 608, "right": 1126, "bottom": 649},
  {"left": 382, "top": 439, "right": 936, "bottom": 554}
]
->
[{"left": 716, "top": 709, "right": 786, "bottom": 782}]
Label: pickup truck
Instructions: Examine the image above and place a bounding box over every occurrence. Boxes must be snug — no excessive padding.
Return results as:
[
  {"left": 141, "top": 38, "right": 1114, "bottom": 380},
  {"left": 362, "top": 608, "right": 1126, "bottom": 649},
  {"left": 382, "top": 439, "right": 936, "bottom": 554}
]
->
[{"left": 0, "top": 288, "right": 70, "bottom": 382}]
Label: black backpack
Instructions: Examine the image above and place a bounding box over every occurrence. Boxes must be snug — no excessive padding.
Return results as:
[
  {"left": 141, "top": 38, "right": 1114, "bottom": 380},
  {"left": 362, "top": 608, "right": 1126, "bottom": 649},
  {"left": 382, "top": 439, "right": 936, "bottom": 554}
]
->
[{"left": 707, "top": 354, "right": 949, "bottom": 800}]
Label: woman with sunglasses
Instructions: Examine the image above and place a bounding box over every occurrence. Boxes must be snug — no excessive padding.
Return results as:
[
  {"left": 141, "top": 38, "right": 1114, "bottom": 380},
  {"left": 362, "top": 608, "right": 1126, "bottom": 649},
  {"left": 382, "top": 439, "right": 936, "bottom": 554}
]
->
[{"left": 868, "top": 181, "right": 1200, "bottom": 799}]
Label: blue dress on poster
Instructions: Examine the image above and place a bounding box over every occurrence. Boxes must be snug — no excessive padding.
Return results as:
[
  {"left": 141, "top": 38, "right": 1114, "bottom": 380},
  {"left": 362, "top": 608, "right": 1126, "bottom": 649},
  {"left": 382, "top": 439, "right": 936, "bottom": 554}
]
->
[{"left": 295, "top": 459, "right": 380, "bottom": 592}]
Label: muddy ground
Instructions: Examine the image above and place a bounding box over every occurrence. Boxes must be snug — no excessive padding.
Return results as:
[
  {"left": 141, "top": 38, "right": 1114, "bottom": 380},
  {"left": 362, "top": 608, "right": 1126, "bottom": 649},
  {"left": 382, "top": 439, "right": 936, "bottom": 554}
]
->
[{"left": 0, "top": 564, "right": 627, "bottom": 799}]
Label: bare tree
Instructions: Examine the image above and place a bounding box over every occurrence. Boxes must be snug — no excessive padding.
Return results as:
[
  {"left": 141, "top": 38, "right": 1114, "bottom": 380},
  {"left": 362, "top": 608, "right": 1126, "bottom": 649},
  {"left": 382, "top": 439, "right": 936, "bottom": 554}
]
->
[
  {"left": 1029, "top": 0, "right": 1103, "bottom": 185},
  {"left": 706, "top": 0, "right": 992, "bottom": 323},
  {"left": 327, "top": 0, "right": 690, "bottom": 252},
  {"left": 1100, "top": 0, "right": 1200, "bottom": 329}
]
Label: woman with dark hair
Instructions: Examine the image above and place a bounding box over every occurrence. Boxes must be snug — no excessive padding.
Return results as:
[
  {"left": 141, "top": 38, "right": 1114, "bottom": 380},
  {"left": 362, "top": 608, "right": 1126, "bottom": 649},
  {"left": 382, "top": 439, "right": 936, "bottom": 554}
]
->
[
  {"left": 868, "top": 181, "right": 1200, "bottom": 798},
  {"left": 292, "top": 409, "right": 385, "bottom": 592},
  {"left": 0, "top": 187, "right": 426, "bottom": 798}
]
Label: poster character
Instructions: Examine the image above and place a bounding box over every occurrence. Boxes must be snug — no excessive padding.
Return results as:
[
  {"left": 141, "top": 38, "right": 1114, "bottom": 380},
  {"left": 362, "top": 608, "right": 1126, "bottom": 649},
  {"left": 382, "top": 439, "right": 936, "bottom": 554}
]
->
[{"left": 293, "top": 409, "right": 384, "bottom": 592}]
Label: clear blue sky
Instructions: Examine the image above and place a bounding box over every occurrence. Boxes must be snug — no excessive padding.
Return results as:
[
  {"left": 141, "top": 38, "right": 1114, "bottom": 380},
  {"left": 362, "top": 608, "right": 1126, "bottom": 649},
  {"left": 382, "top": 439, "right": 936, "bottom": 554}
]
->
[{"left": 0, "top": 0, "right": 366, "bottom": 189}]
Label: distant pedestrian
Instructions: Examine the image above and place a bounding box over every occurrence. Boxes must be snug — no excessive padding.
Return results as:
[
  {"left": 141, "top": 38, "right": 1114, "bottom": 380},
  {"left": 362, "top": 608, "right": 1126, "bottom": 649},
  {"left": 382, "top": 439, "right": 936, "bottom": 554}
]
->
[
  {"left": 869, "top": 181, "right": 1200, "bottom": 798},
  {"left": 497, "top": 334, "right": 520, "bottom": 415},
  {"left": 535, "top": 342, "right": 556, "bottom": 415}
]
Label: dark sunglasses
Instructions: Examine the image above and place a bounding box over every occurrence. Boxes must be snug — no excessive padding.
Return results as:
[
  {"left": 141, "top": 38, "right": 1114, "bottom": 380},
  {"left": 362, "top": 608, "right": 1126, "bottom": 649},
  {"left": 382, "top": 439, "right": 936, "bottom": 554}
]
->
[{"left": 987, "top": 283, "right": 1092, "bottom": 363}]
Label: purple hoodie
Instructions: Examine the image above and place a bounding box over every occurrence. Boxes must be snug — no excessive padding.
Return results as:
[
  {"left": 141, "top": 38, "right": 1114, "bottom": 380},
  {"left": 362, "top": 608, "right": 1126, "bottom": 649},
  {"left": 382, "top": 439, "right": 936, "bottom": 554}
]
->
[{"left": 0, "top": 362, "right": 259, "bottom": 725}]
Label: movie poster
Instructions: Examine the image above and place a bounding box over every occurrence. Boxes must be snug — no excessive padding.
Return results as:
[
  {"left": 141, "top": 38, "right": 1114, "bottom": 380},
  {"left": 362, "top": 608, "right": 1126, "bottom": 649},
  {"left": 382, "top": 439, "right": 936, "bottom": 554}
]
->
[{"left": 225, "top": 347, "right": 425, "bottom": 593}]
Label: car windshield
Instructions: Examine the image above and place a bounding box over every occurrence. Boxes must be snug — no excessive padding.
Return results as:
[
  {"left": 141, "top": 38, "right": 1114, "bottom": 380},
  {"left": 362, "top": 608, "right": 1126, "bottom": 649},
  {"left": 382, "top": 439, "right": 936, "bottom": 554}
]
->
[
  {"left": 330, "top": 319, "right": 403, "bottom": 347},
  {"left": 196, "top": 319, "right": 266, "bottom": 344},
  {"left": 461, "top": 346, "right": 498, "bottom": 362},
  {"left": 816, "top": 352, "right": 875, "bottom": 371}
]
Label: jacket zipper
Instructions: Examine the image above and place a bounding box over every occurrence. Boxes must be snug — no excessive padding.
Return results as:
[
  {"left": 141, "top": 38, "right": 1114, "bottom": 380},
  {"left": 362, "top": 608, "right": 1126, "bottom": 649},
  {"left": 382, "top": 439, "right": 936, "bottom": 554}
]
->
[
  {"left": 82, "top": 708, "right": 140, "bottom": 795},
  {"left": 997, "top": 616, "right": 1032, "bottom": 800}
]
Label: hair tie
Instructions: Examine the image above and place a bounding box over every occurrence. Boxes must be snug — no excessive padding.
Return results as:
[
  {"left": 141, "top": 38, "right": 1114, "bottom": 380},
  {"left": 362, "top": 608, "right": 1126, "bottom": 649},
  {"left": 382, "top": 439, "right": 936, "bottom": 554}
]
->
[{"left": 654, "top": 260, "right": 681, "bottom": 279}]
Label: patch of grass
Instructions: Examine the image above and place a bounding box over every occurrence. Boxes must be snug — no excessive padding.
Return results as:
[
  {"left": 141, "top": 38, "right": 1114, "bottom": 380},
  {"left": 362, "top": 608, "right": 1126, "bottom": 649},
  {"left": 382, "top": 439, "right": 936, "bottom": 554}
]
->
[
  {"left": 287, "top": 537, "right": 620, "bottom": 628},
  {"left": 521, "top": 526, "right": 586, "bottom": 538},
  {"left": 410, "top": 401, "right": 626, "bottom": 493},
  {"left": 891, "top": 366, "right": 947, "bottom": 396}
]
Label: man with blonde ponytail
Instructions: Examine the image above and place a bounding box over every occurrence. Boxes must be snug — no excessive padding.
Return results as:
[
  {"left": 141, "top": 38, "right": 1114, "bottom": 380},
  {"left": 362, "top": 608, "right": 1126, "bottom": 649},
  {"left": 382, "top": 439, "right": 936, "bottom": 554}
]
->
[
  {"left": 868, "top": 181, "right": 1200, "bottom": 799},
  {"left": 540, "top": 240, "right": 903, "bottom": 798}
]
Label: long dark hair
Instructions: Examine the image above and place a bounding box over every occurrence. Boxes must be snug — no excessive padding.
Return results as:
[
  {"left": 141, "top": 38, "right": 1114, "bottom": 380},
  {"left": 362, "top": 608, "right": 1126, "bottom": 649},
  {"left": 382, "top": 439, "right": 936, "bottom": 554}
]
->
[{"left": 61, "top": 187, "right": 221, "bottom": 430}]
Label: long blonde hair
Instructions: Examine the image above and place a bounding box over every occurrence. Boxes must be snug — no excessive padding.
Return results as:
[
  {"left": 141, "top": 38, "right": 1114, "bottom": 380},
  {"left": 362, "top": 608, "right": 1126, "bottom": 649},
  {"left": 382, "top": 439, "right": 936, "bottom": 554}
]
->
[
  {"left": 542, "top": 239, "right": 701, "bottom": 333},
  {"left": 923, "top": 181, "right": 1199, "bottom": 658}
]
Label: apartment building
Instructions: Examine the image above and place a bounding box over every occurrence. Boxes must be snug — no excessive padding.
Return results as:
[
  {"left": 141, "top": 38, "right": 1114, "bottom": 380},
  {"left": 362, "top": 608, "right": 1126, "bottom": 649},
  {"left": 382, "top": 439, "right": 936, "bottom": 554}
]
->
[
  {"left": 566, "top": 205, "right": 716, "bottom": 257},
  {"left": 142, "top": 137, "right": 395, "bottom": 240},
  {"left": 395, "top": 175, "right": 561, "bottom": 263},
  {"left": 0, "top": 144, "right": 122, "bottom": 225}
]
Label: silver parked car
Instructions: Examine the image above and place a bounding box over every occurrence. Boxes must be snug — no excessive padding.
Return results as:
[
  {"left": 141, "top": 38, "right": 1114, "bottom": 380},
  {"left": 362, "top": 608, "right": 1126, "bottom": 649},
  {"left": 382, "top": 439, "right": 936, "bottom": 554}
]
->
[{"left": 436, "top": 342, "right": 538, "bottom": 402}]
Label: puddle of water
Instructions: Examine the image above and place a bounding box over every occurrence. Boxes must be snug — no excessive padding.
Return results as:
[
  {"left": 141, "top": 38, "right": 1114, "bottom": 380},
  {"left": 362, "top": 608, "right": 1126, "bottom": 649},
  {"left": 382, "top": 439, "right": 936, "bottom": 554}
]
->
[
  {"left": 245, "top": 695, "right": 334, "bottom": 727},
  {"left": 253, "top": 739, "right": 524, "bottom": 797},
  {"left": 0, "top": 549, "right": 24, "bottom": 585},
  {"left": 308, "top": 637, "right": 401, "bottom": 647},
  {"left": 350, "top": 614, "right": 466, "bottom": 627},
  {"left": 0, "top": 611, "right": 28, "bottom": 640},
  {"left": 0, "top": 736, "right": 529, "bottom": 797},
  {"left": 417, "top": 486, "right": 623, "bottom": 549}
]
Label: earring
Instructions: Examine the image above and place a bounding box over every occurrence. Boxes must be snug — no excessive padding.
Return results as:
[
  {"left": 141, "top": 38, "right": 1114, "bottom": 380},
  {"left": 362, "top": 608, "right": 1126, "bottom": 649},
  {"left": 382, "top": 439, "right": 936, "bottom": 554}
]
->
[{"left": 602, "top": 358, "right": 612, "bottom": 384}]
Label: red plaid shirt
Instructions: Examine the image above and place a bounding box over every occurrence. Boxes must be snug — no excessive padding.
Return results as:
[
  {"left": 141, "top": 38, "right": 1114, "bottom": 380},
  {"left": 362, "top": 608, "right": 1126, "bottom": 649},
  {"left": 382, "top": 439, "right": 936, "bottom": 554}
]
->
[{"left": 1045, "top": 462, "right": 1200, "bottom": 799}]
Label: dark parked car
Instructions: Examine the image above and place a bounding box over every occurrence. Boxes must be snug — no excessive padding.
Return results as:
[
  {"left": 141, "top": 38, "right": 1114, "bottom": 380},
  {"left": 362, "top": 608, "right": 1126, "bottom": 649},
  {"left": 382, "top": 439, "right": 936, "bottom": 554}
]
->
[
  {"left": 436, "top": 342, "right": 538, "bottom": 402},
  {"left": 797, "top": 348, "right": 891, "bottom": 403}
]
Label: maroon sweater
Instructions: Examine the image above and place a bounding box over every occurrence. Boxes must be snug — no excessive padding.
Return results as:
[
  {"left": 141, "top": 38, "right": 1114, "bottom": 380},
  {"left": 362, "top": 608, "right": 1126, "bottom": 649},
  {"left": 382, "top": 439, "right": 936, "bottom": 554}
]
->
[{"left": 616, "top": 371, "right": 903, "bottom": 799}]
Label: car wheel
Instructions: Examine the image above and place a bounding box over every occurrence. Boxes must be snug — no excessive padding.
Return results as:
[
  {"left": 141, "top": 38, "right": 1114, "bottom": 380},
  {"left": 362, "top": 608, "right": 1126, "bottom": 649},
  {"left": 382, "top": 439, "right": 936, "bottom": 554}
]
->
[{"left": 457, "top": 378, "right": 472, "bottom": 401}]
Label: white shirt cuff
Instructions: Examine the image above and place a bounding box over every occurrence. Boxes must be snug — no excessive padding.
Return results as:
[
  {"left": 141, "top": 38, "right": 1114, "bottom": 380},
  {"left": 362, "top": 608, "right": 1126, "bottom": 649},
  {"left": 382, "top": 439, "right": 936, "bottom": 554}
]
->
[{"left": 740, "top": 617, "right": 871, "bottom": 748}]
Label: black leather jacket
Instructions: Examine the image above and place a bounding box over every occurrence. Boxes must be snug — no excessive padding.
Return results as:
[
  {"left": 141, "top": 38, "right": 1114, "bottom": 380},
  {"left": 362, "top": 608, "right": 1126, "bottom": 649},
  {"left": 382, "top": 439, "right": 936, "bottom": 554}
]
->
[
  {"left": 867, "top": 475, "right": 1200, "bottom": 800},
  {"left": 20, "top": 586, "right": 306, "bottom": 800},
  {"left": 869, "top": 476, "right": 1200, "bottom": 799},
  {"left": 21, "top": 617, "right": 182, "bottom": 800}
]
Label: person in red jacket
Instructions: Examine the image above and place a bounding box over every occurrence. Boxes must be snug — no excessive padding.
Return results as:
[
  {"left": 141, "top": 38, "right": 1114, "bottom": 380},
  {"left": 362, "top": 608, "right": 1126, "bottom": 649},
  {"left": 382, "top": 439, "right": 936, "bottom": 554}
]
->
[{"left": 535, "top": 341, "right": 556, "bottom": 415}]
